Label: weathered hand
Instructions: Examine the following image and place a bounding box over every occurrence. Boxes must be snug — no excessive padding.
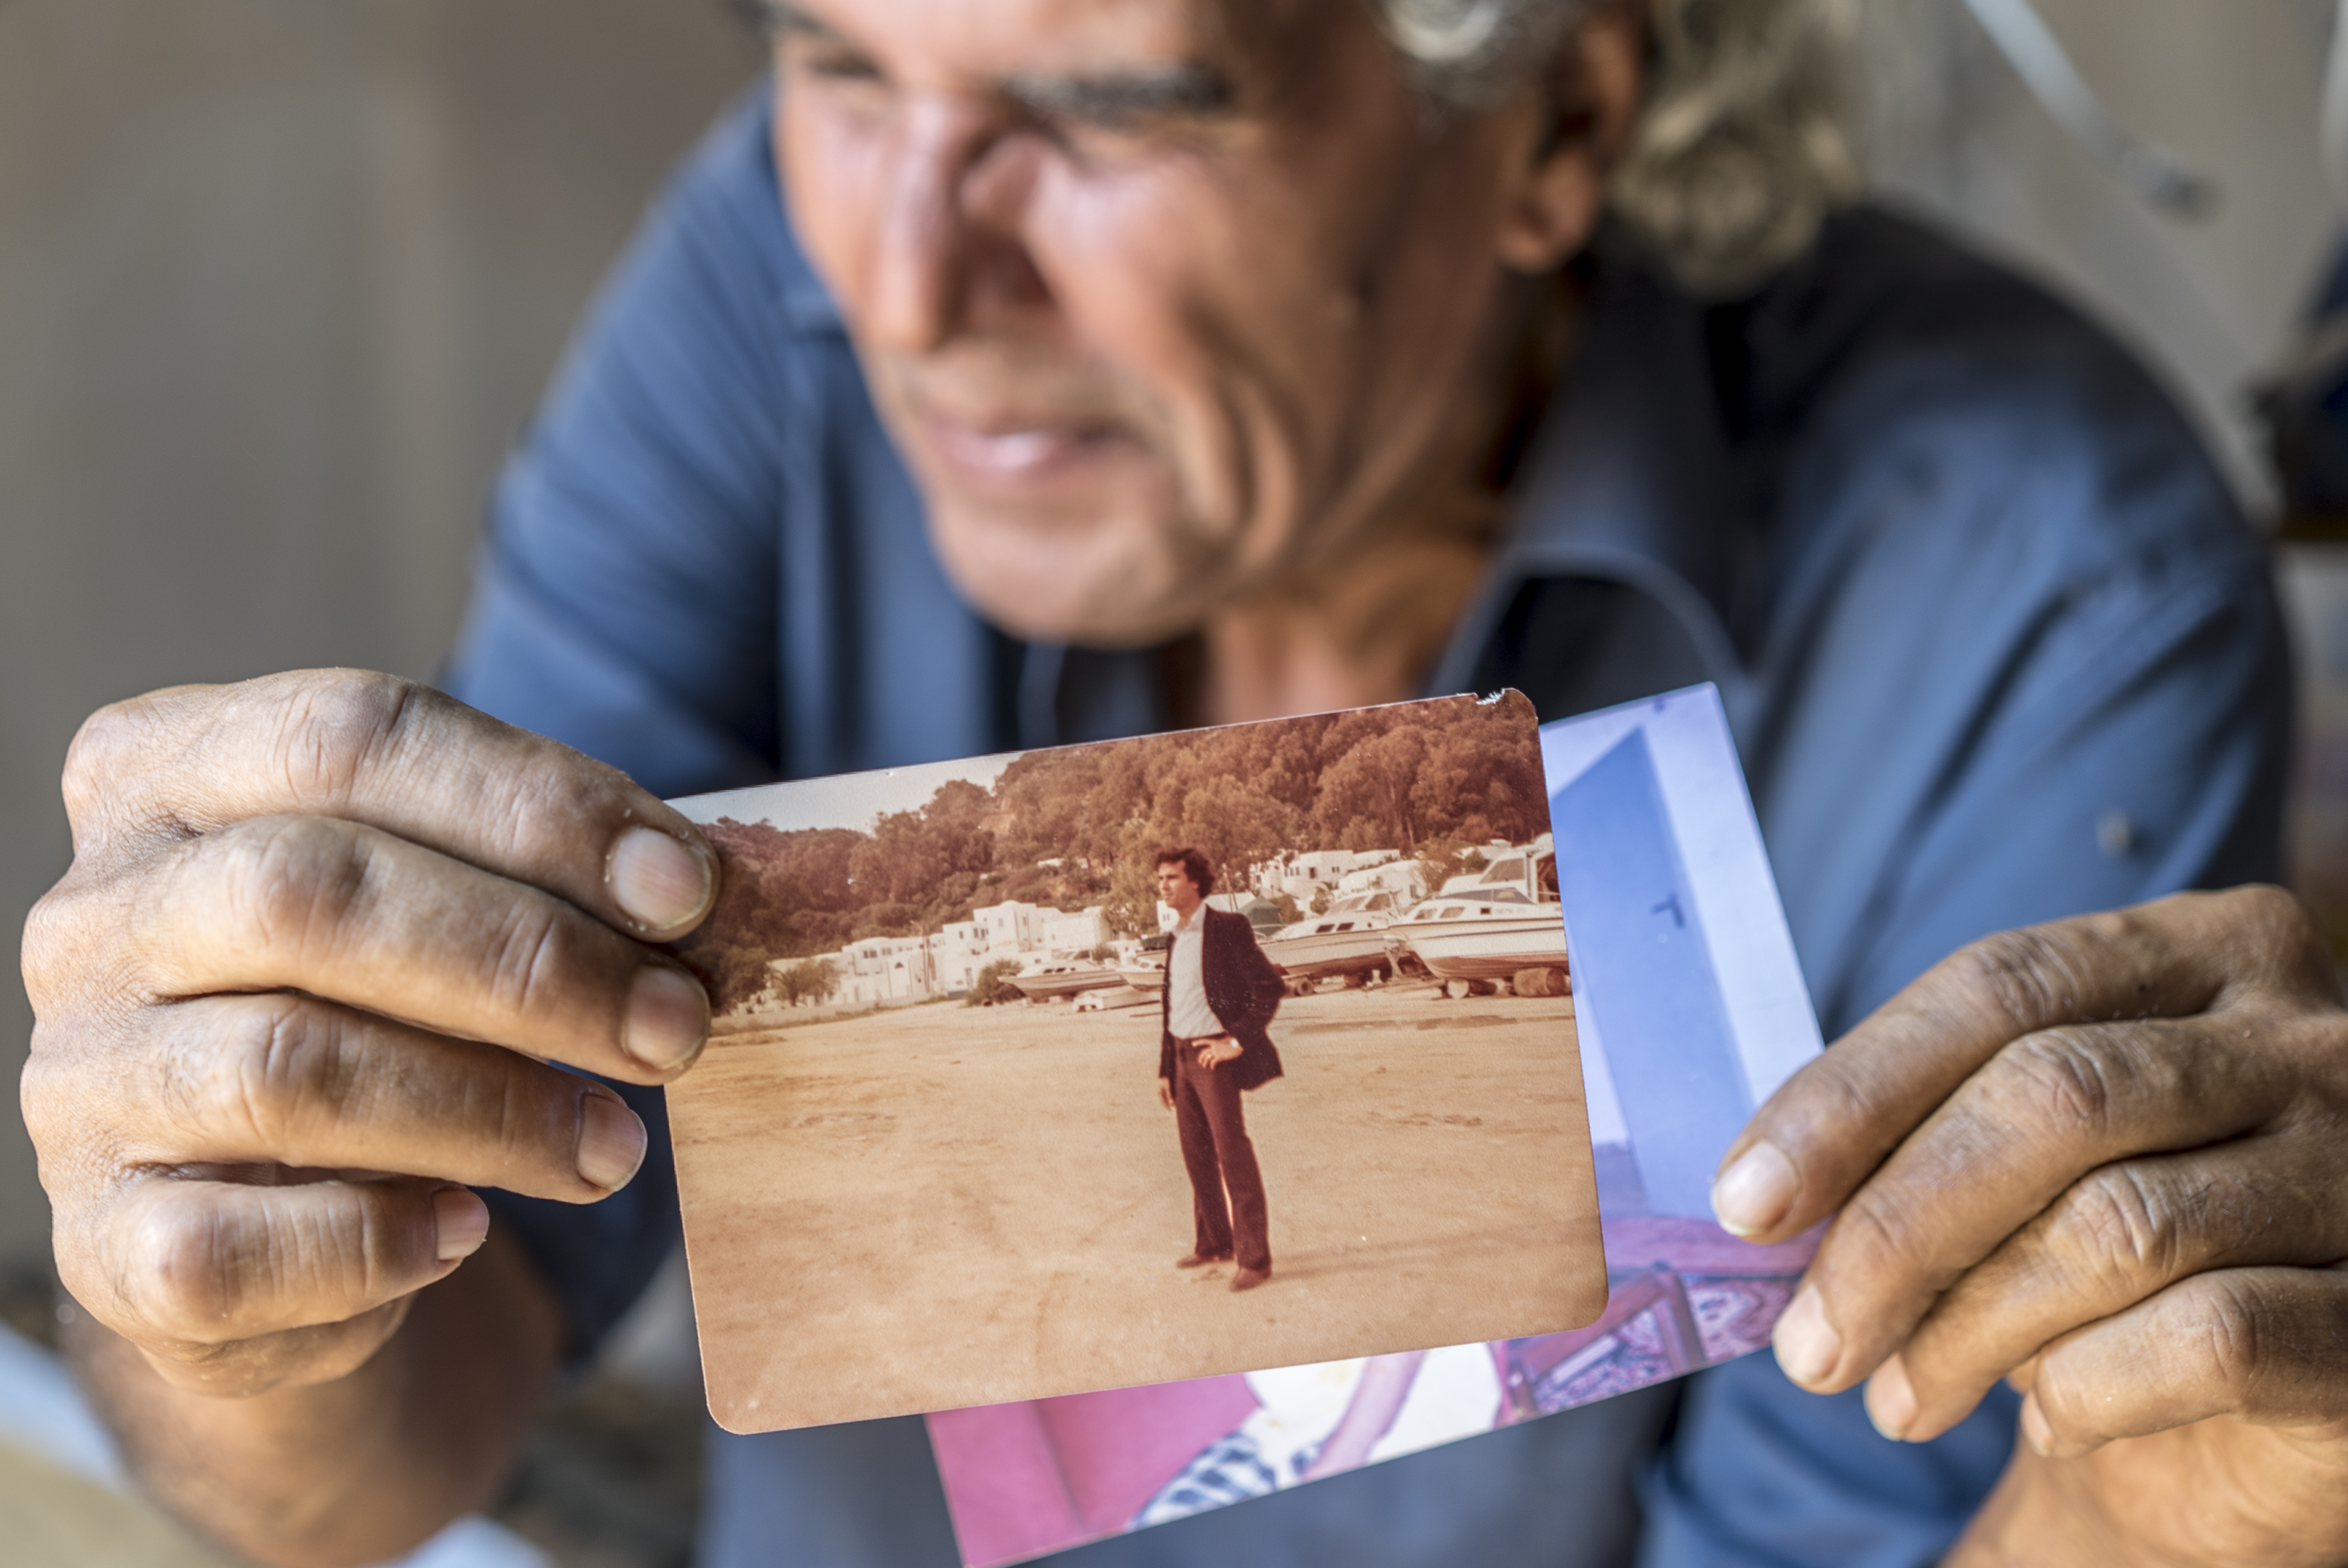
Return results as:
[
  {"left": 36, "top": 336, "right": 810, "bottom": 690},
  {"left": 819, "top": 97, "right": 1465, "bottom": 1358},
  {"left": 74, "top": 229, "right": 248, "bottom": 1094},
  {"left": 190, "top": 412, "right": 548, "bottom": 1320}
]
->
[
  {"left": 21, "top": 672, "right": 718, "bottom": 1401},
  {"left": 1710, "top": 888, "right": 2348, "bottom": 1566}
]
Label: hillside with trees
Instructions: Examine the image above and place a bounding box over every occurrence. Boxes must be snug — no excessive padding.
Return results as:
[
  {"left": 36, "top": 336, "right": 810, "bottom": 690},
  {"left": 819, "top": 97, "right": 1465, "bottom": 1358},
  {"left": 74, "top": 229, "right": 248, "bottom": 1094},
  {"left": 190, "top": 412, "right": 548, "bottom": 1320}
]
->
[{"left": 676, "top": 692, "right": 1546, "bottom": 1010}]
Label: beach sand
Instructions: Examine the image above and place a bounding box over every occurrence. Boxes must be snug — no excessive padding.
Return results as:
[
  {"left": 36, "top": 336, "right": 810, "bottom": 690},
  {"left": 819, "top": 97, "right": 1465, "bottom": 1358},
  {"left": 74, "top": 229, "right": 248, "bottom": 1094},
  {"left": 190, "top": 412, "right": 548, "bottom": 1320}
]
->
[{"left": 670, "top": 982, "right": 1606, "bottom": 1432}]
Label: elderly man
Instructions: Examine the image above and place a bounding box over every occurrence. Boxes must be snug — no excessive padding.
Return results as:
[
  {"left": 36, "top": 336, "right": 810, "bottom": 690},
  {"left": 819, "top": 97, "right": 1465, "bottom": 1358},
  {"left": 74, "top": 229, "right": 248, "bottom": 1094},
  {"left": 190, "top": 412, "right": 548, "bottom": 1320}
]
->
[{"left": 19, "top": 0, "right": 2338, "bottom": 1563}]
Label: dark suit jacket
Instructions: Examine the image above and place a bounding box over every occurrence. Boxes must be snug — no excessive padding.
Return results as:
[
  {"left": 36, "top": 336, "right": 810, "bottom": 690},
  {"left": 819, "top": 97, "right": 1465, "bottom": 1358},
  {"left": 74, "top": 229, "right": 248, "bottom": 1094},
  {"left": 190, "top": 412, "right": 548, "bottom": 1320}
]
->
[{"left": 1159, "top": 906, "right": 1287, "bottom": 1092}]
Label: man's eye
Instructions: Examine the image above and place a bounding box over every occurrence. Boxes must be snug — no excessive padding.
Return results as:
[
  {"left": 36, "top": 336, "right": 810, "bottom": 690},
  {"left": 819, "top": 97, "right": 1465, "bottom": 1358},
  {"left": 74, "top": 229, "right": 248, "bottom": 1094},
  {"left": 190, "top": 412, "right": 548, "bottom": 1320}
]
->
[{"left": 787, "top": 41, "right": 883, "bottom": 84}]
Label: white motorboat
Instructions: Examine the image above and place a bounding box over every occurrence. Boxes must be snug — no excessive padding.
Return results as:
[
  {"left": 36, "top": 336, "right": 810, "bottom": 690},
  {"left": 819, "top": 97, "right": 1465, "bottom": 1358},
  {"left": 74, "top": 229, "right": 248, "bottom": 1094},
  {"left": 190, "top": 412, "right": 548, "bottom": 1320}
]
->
[
  {"left": 1261, "top": 890, "right": 1405, "bottom": 980},
  {"left": 1387, "top": 837, "right": 1570, "bottom": 983},
  {"left": 1117, "top": 933, "right": 1169, "bottom": 993},
  {"left": 1386, "top": 890, "right": 1570, "bottom": 981},
  {"left": 1007, "top": 959, "right": 1126, "bottom": 1002}
]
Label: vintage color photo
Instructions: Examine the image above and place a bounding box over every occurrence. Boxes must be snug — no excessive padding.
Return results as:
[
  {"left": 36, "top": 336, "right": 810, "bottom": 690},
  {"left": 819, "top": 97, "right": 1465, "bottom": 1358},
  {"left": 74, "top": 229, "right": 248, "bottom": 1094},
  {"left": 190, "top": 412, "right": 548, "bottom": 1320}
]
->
[
  {"left": 924, "top": 687, "right": 1829, "bottom": 1568},
  {"left": 665, "top": 691, "right": 1608, "bottom": 1431}
]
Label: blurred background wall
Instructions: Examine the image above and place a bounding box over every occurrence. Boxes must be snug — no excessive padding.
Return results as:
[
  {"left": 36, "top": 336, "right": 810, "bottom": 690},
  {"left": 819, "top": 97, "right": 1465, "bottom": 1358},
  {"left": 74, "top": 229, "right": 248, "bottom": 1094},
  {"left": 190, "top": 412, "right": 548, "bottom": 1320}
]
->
[
  {"left": 0, "top": 0, "right": 2340, "bottom": 1339},
  {"left": 0, "top": 0, "right": 761, "bottom": 1268}
]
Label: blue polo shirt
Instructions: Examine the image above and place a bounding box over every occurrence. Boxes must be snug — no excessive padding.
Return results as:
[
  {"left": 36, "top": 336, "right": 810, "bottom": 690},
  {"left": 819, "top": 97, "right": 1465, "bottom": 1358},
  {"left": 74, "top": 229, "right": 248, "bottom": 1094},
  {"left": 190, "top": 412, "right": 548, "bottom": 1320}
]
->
[{"left": 448, "top": 91, "right": 2288, "bottom": 1568}]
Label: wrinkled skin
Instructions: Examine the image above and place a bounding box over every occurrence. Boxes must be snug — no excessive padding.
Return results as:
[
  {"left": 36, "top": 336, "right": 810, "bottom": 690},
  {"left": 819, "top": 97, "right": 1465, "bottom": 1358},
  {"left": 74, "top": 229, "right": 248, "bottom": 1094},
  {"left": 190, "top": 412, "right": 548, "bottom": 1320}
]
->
[
  {"left": 21, "top": 673, "right": 719, "bottom": 1562},
  {"left": 1715, "top": 888, "right": 2348, "bottom": 1566},
  {"left": 771, "top": 0, "right": 1635, "bottom": 716}
]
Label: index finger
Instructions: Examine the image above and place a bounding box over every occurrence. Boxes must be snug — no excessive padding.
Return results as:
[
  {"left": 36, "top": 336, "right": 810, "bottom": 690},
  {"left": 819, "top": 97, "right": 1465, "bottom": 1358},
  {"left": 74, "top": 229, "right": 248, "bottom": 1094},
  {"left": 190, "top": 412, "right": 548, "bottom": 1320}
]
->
[
  {"left": 1708, "top": 887, "right": 2327, "bottom": 1246},
  {"left": 63, "top": 671, "right": 717, "bottom": 940}
]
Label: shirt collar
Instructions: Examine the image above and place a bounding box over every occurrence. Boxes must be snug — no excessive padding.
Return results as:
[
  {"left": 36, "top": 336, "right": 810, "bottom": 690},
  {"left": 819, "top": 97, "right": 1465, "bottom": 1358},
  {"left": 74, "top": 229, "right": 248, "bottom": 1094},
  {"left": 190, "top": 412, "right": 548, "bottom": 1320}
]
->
[
  {"left": 1430, "top": 251, "right": 1754, "bottom": 708},
  {"left": 1174, "top": 903, "right": 1207, "bottom": 934}
]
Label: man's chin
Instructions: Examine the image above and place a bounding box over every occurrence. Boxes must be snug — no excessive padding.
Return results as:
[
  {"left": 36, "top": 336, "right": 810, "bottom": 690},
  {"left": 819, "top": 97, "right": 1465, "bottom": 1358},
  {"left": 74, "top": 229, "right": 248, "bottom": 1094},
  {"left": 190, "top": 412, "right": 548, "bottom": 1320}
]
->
[{"left": 931, "top": 517, "right": 1218, "bottom": 650}]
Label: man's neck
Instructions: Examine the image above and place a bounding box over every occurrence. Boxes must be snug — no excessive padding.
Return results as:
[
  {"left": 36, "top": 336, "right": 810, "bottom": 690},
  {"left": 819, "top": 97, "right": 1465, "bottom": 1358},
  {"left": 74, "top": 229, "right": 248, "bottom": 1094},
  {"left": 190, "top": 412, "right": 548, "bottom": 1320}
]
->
[
  {"left": 1191, "top": 269, "right": 1580, "bottom": 727},
  {"left": 1196, "top": 520, "right": 1496, "bottom": 723}
]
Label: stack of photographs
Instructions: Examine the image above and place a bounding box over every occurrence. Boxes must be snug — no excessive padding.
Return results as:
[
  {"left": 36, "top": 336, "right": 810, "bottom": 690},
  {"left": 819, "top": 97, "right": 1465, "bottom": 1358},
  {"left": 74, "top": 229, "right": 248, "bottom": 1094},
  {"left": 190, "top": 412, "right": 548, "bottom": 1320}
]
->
[{"left": 663, "top": 685, "right": 1823, "bottom": 1567}]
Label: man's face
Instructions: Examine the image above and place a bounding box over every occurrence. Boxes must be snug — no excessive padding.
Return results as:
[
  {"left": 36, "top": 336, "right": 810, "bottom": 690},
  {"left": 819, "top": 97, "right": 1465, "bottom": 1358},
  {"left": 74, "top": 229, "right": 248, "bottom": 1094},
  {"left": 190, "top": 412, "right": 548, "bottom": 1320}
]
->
[
  {"left": 1157, "top": 861, "right": 1202, "bottom": 912},
  {"left": 773, "top": 0, "right": 1555, "bottom": 644}
]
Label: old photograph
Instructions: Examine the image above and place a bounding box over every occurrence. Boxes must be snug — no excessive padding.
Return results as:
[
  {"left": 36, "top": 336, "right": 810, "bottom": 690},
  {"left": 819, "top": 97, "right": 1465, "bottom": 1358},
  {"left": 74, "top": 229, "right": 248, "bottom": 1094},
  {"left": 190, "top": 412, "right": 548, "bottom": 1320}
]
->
[
  {"left": 924, "top": 686, "right": 1831, "bottom": 1568},
  {"left": 665, "top": 693, "right": 1607, "bottom": 1431}
]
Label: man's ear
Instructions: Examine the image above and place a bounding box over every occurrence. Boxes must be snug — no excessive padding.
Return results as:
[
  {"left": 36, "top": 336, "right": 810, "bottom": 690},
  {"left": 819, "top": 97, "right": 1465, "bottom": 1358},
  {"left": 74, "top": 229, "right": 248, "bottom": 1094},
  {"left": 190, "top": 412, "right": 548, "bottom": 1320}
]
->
[{"left": 1493, "top": 2, "right": 1646, "bottom": 275}]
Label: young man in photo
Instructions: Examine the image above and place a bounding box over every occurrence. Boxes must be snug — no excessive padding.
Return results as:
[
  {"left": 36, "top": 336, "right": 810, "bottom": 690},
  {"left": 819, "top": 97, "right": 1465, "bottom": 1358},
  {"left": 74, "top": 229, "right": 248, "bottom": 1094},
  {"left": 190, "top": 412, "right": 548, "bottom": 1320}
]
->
[
  {"left": 1153, "top": 848, "right": 1287, "bottom": 1293},
  {"left": 21, "top": 0, "right": 2343, "bottom": 1564}
]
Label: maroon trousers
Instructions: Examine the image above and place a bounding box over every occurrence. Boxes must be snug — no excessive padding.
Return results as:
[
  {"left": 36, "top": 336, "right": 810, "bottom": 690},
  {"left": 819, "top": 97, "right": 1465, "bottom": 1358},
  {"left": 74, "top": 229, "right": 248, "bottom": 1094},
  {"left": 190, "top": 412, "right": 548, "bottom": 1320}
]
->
[{"left": 1169, "top": 1042, "right": 1271, "bottom": 1272}]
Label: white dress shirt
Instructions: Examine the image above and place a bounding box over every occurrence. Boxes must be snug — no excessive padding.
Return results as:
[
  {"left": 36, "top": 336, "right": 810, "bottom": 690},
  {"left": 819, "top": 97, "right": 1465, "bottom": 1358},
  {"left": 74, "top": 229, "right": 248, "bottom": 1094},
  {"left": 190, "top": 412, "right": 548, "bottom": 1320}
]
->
[{"left": 1165, "top": 904, "right": 1224, "bottom": 1041}]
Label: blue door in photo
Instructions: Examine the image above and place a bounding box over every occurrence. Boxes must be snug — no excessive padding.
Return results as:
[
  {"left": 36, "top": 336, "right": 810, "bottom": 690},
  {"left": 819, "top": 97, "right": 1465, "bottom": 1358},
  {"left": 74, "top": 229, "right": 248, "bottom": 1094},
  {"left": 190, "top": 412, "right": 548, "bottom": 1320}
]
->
[{"left": 1553, "top": 725, "right": 1750, "bottom": 1218}]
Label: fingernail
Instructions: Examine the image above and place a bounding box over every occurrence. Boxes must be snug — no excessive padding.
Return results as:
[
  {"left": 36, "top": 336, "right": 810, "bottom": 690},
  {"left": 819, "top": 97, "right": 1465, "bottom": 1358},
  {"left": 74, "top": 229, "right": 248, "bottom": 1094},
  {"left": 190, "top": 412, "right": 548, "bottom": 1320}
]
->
[
  {"left": 625, "top": 964, "right": 710, "bottom": 1072},
  {"left": 1774, "top": 1284, "right": 1842, "bottom": 1389},
  {"left": 1712, "top": 1142, "right": 1798, "bottom": 1238},
  {"left": 433, "top": 1187, "right": 490, "bottom": 1263},
  {"left": 1866, "top": 1354, "right": 1918, "bottom": 1441},
  {"left": 2020, "top": 1394, "right": 2054, "bottom": 1457},
  {"left": 576, "top": 1091, "right": 648, "bottom": 1192},
  {"left": 609, "top": 827, "right": 715, "bottom": 934}
]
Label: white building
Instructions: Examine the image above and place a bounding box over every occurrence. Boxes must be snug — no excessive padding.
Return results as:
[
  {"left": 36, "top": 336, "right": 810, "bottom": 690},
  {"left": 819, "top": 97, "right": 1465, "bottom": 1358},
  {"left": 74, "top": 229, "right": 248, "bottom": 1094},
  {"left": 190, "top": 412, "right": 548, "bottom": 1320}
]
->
[
  {"left": 1035, "top": 905, "right": 1108, "bottom": 953},
  {"left": 825, "top": 936, "right": 935, "bottom": 1008},
  {"left": 1337, "top": 858, "right": 1426, "bottom": 903},
  {"left": 767, "top": 898, "right": 1112, "bottom": 1011},
  {"left": 973, "top": 900, "right": 1043, "bottom": 952},
  {"left": 1254, "top": 848, "right": 1401, "bottom": 904}
]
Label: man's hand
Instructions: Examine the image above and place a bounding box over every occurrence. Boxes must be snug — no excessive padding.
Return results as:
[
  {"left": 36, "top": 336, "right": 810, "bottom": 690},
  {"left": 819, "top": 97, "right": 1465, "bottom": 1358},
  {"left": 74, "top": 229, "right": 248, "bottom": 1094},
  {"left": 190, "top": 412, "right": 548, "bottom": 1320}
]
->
[
  {"left": 1710, "top": 888, "right": 2348, "bottom": 1566},
  {"left": 1159, "top": 1077, "right": 1176, "bottom": 1111},
  {"left": 19, "top": 671, "right": 717, "bottom": 1558}
]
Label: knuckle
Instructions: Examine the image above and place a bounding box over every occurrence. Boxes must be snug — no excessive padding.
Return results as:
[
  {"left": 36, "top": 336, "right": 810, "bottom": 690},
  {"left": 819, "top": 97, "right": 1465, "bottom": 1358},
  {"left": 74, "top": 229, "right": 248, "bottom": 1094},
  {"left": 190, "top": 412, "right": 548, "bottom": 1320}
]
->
[
  {"left": 18, "top": 882, "right": 90, "bottom": 1010},
  {"left": 200, "top": 816, "right": 371, "bottom": 957},
  {"left": 2188, "top": 1275, "right": 2267, "bottom": 1408},
  {"left": 1956, "top": 927, "right": 2086, "bottom": 1034},
  {"left": 2050, "top": 1165, "right": 2182, "bottom": 1291},
  {"left": 59, "top": 695, "right": 170, "bottom": 827},
  {"left": 1994, "top": 1028, "right": 2125, "bottom": 1139},
  {"left": 2228, "top": 884, "right": 2315, "bottom": 951},
  {"left": 267, "top": 671, "right": 423, "bottom": 810},
  {"left": 173, "top": 1001, "right": 356, "bottom": 1156},
  {"left": 1834, "top": 1185, "right": 1949, "bottom": 1290},
  {"left": 482, "top": 902, "right": 581, "bottom": 1025},
  {"left": 2228, "top": 885, "right": 2335, "bottom": 998},
  {"left": 17, "top": 1032, "right": 96, "bottom": 1155},
  {"left": 2029, "top": 1352, "right": 2100, "bottom": 1445},
  {"left": 125, "top": 1201, "right": 238, "bottom": 1338}
]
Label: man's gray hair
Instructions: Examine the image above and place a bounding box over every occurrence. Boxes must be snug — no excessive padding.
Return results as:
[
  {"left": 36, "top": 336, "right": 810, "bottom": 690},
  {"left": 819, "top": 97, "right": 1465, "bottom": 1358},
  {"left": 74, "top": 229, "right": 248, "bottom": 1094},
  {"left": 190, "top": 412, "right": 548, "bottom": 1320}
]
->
[{"left": 1375, "top": 0, "right": 1861, "bottom": 296}]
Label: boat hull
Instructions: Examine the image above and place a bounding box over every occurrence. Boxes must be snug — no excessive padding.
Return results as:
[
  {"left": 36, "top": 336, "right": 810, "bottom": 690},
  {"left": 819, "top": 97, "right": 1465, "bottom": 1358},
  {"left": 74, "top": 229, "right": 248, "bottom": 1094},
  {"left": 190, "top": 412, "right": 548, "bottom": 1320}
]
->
[
  {"left": 1007, "top": 967, "right": 1126, "bottom": 1001},
  {"left": 1391, "top": 914, "right": 1570, "bottom": 981},
  {"left": 1260, "top": 926, "right": 1393, "bottom": 979}
]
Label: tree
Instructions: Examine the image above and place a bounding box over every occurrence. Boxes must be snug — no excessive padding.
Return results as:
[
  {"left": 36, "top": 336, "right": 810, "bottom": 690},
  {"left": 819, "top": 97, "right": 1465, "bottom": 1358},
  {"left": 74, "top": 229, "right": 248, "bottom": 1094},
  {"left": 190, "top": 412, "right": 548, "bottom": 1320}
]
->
[
  {"left": 778, "top": 958, "right": 841, "bottom": 1009},
  {"left": 678, "top": 693, "right": 1548, "bottom": 1016},
  {"left": 964, "top": 959, "right": 1025, "bottom": 1007},
  {"left": 1312, "top": 724, "right": 1431, "bottom": 850}
]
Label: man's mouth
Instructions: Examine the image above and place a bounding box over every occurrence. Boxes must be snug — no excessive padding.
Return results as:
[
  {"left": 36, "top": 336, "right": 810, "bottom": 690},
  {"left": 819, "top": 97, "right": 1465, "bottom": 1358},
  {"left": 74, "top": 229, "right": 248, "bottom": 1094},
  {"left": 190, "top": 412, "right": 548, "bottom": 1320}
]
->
[{"left": 922, "top": 418, "right": 1103, "bottom": 478}]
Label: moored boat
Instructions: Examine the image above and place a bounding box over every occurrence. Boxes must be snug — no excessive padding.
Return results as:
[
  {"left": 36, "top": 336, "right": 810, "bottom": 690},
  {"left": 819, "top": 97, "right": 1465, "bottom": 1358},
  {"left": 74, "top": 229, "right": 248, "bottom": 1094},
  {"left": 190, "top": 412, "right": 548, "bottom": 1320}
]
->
[
  {"left": 1261, "top": 890, "right": 1405, "bottom": 980},
  {"left": 1117, "top": 932, "right": 1170, "bottom": 993},
  {"left": 1386, "top": 893, "right": 1570, "bottom": 981},
  {"left": 1007, "top": 958, "right": 1126, "bottom": 1001},
  {"left": 1387, "top": 836, "right": 1570, "bottom": 983}
]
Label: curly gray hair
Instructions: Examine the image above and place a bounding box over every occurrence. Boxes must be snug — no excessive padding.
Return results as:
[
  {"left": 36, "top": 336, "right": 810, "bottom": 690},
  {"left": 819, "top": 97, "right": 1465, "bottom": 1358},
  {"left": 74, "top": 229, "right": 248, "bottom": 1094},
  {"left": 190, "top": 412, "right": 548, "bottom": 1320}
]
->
[{"left": 1377, "top": 0, "right": 1861, "bottom": 295}]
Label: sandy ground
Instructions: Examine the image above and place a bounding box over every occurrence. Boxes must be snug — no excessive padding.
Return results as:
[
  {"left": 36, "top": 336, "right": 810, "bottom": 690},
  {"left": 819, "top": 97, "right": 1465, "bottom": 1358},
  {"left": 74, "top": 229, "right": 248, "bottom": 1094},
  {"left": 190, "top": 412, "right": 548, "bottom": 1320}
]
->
[{"left": 669, "top": 982, "right": 1606, "bottom": 1432}]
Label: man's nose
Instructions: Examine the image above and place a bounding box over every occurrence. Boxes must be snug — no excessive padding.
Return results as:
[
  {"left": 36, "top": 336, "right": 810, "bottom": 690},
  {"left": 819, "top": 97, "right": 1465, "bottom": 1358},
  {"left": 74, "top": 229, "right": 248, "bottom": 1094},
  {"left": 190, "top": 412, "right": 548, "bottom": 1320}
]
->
[{"left": 864, "top": 102, "right": 1034, "bottom": 356}]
